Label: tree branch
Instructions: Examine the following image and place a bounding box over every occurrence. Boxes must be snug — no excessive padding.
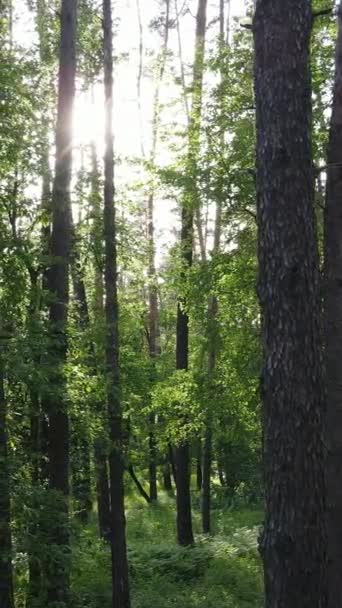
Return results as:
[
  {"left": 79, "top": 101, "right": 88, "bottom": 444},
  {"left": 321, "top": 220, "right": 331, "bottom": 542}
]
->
[{"left": 312, "top": 7, "right": 333, "bottom": 19}]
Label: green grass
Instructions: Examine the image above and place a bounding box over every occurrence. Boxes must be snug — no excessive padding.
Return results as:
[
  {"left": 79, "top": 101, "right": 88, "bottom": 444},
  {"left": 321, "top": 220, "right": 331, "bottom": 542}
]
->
[{"left": 71, "top": 487, "right": 264, "bottom": 608}]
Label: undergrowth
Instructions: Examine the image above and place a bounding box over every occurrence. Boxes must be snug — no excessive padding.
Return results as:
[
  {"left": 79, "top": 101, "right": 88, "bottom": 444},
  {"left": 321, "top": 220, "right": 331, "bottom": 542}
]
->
[{"left": 71, "top": 487, "right": 264, "bottom": 608}]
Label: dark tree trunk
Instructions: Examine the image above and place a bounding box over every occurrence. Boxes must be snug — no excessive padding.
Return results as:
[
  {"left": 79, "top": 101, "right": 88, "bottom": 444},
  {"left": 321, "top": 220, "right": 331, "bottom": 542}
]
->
[
  {"left": 196, "top": 443, "right": 202, "bottom": 491},
  {"left": 103, "top": 1, "right": 130, "bottom": 607},
  {"left": 0, "top": 357, "right": 14, "bottom": 608},
  {"left": 148, "top": 419, "right": 158, "bottom": 501},
  {"left": 174, "top": 0, "right": 207, "bottom": 548},
  {"left": 128, "top": 465, "right": 151, "bottom": 504},
  {"left": 254, "top": 2, "right": 327, "bottom": 607},
  {"left": 89, "top": 141, "right": 112, "bottom": 542},
  {"left": 168, "top": 443, "right": 177, "bottom": 486},
  {"left": 201, "top": 0, "right": 224, "bottom": 537},
  {"left": 45, "top": 0, "right": 77, "bottom": 604},
  {"left": 324, "top": 5, "right": 342, "bottom": 607},
  {"left": 70, "top": 230, "right": 95, "bottom": 524},
  {"left": 202, "top": 296, "right": 219, "bottom": 534},
  {"left": 163, "top": 459, "right": 173, "bottom": 492},
  {"left": 95, "top": 438, "right": 111, "bottom": 541},
  {"left": 72, "top": 435, "right": 92, "bottom": 523}
]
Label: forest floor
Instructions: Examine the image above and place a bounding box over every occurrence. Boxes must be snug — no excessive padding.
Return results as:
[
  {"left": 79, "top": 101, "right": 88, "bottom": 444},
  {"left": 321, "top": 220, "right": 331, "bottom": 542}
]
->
[{"left": 71, "top": 486, "right": 264, "bottom": 608}]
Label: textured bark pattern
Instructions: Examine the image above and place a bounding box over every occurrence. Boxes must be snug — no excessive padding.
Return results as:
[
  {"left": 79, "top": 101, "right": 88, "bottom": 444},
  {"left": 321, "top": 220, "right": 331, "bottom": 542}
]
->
[
  {"left": 254, "top": 2, "right": 327, "bottom": 607},
  {"left": 0, "top": 362, "right": 14, "bottom": 608},
  {"left": 174, "top": 0, "right": 207, "bottom": 547},
  {"left": 45, "top": 0, "right": 77, "bottom": 604},
  {"left": 325, "top": 5, "right": 342, "bottom": 607},
  {"left": 103, "top": 1, "right": 130, "bottom": 606}
]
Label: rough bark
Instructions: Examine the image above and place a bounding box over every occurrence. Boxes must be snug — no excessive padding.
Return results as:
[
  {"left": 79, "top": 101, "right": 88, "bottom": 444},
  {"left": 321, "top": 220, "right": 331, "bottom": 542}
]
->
[
  {"left": 174, "top": 0, "right": 207, "bottom": 548},
  {"left": 103, "top": 1, "right": 130, "bottom": 606},
  {"left": 325, "top": 5, "right": 342, "bottom": 607},
  {"left": 0, "top": 355, "right": 14, "bottom": 608},
  {"left": 45, "top": 0, "right": 77, "bottom": 604},
  {"left": 254, "top": 2, "right": 327, "bottom": 607}
]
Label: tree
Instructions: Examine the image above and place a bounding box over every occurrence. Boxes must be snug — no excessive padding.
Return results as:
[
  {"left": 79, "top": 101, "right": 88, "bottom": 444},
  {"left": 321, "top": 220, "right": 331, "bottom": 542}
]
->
[
  {"left": 103, "top": 0, "right": 130, "bottom": 606},
  {"left": 324, "top": 3, "right": 342, "bottom": 607},
  {"left": 146, "top": 0, "right": 170, "bottom": 503},
  {"left": 201, "top": 0, "right": 228, "bottom": 536},
  {"left": 0, "top": 352, "right": 14, "bottom": 608},
  {"left": 254, "top": 2, "right": 327, "bottom": 607},
  {"left": 174, "top": 0, "right": 208, "bottom": 548},
  {"left": 44, "top": 0, "right": 77, "bottom": 604}
]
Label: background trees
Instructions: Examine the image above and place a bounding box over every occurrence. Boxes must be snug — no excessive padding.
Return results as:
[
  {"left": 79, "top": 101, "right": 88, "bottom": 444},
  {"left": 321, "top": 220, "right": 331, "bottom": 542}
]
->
[{"left": 0, "top": 0, "right": 339, "bottom": 607}]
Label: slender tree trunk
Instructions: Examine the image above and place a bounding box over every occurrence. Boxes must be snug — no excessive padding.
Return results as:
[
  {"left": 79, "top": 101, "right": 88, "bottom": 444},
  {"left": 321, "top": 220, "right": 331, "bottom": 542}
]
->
[
  {"left": 0, "top": 354, "right": 14, "bottom": 608},
  {"left": 196, "top": 442, "right": 202, "bottom": 491},
  {"left": 128, "top": 465, "right": 151, "bottom": 504},
  {"left": 89, "top": 140, "right": 112, "bottom": 541},
  {"left": 70, "top": 249, "right": 94, "bottom": 524},
  {"left": 95, "top": 438, "right": 111, "bottom": 541},
  {"left": 254, "top": 2, "right": 327, "bottom": 607},
  {"left": 325, "top": 5, "right": 342, "bottom": 607},
  {"left": 103, "top": 2, "right": 130, "bottom": 607},
  {"left": 27, "top": 271, "right": 44, "bottom": 607},
  {"left": 175, "top": 0, "right": 207, "bottom": 547},
  {"left": 201, "top": 0, "right": 225, "bottom": 535},
  {"left": 146, "top": 0, "right": 170, "bottom": 502},
  {"left": 45, "top": 0, "right": 77, "bottom": 604},
  {"left": 163, "top": 458, "right": 173, "bottom": 491}
]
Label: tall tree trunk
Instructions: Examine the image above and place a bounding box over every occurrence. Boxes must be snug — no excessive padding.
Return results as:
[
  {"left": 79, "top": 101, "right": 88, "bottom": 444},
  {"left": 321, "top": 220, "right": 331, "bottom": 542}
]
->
[
  {"left": 103, "top": 2, "right": 130, "bottom": 607},
  {"left": 89, "top": 139, "right": 111, "bottom": 541},
  {"left": 45, "top": 0, "right": 77, "bottom": 604},
  {"left": 146, "top": 0, "right": 170, "bottom": 502},
  {"left": 201, "top": 0, "right": 225, "bottom": 536},
  {"left": 0, "top": 354, "right": 14, "bottom": 608},
  {"left": 174, "top": 0, "right": 207, "bottom": 547},
  {"left": 325, "top": 5, "right": 342, "bottom": 607},
  {"left": 254, "top": 3, "right": 327, "bottom": 607},
  {"left": 70, "top": 227, "right": 94, "bottom": 523}
]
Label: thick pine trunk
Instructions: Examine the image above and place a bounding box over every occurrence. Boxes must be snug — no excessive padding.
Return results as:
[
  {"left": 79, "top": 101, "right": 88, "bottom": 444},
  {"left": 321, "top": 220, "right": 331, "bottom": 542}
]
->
[
  {"left": 174, "top": 0, "right": 207, "bottom": 548},
  {"left": 0, "top": 357, "right": 14, "bottom": 608},
  {"left": 254, "top": 2, "right": 327, "bottom": 607},
  {"left": 325, "top": 5, "right": 342, "bottom": 607},
  {"left": 103, "top": 1, "right": 130, "bottom": 606},
  {"left": 45, "top": 0, "right": 77, "bottom": 604}
]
